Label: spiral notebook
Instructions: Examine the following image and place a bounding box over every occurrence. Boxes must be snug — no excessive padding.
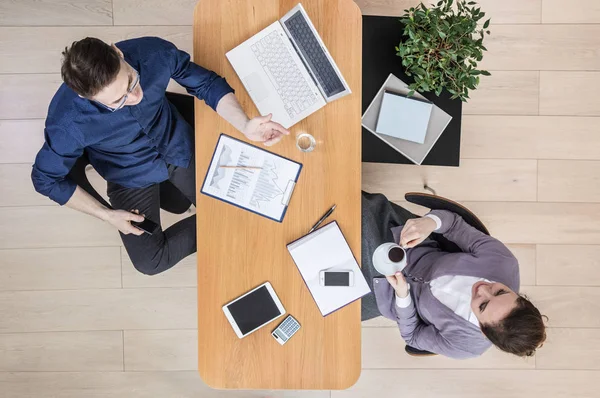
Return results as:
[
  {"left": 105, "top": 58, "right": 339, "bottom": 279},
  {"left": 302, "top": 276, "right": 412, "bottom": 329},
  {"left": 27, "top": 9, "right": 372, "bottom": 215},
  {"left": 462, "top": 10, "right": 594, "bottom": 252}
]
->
[{"left": 287, "top": 221, "right": 371, "bottom": 316}]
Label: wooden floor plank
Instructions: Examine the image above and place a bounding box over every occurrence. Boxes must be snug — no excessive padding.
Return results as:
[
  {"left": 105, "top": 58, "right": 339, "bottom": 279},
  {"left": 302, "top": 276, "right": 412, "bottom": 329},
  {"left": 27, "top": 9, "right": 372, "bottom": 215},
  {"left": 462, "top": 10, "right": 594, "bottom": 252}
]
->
[
  {"left": 0, "top": 331, "right": 122, "bottom": 371},
  {"left": 113, "top": 0, "right": 197, "bottom": 25},
  {"left": 0, "top": 288, "right": 196, "bottom": 333},
  {"left": 362, "top": 160, "right": 537, "bottom": 202},
  {"left": 461, "top": 116, "right": 600, "bottom": 160},
  {"left": 0, "top": 26, "right": 192, "bottom": 74},
  {"left": 0, "top": 74, "right": 63, "bottom": 120},
  {"left": 1, "top": 0, "right": 599, "bottom": 394},
  {"left": 538, "top": 160, "right": 600, "bottom": 202},
  {"left": 0, "top": 0, "right": 112, "bottom": 26},
  {"left": 523, "top": 286, "right": 600, "bottom": 328},
  {"left": 481, "top": 25, "right": 600, "bottom": 71},
  {"left": 362, "top": 328, "right": 534, "bottom": 369},
  {"left": 124, "top": 330, "right": 197, "bottom": 371},
  {"left": 542, "top": 0, "right": 600, "bottom": 24},
  {"left": 0, "top": 372, "right": 330, "bottom": 398},
  {"left": 332, "top": 369, "right": 600, "bottom": 398},
  {"left": 361, "top": 317, "right": 397, "bottom": 328},
  {"left": 0, "top": 164, "right": 56, "bottom": 207},
  {"left": 0, "top": 247, "right": 121, "bottom": 291},
  {"left": 507, "top": 244, "right": 536, "bottom": 286},
  {"left": 536, "top": 328, "right": 600, "bottom": 370},
  {"left": 537, "top": 245, "right": 600, "bottom": 286},
  {"left": 454, "top": 202, "right": 600, "bottom": 244},
  {"left": 0, "top": 120, "right": 45, "bottom": 164},
  {"left": 540, "top": 71, "right": 600, "bottom": 116},
  {"left": 356, "top": 0, "right": 542, "bottom": 23},
  {"left": 0, "top": 206, "right": 120, "bottom": 249},
  {"left": 463, "top": 71, "right": 539, "bottom": 115}
]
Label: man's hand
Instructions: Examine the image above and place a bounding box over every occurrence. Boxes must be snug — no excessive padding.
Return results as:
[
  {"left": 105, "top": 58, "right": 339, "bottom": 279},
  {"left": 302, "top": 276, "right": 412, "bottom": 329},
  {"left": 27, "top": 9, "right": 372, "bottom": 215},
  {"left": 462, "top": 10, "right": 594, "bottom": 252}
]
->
[
  {"left": 386, "top": 272, "right": 409, "bottom": 298},
  {"left": 400, "top": 216, "right": 437, "bottom": 248},
  {"left": 105, "top": 209, "right": 145, "bottom": 236},
  {"left": 243, "top": 114, "right": 290, "bottom": 146}
]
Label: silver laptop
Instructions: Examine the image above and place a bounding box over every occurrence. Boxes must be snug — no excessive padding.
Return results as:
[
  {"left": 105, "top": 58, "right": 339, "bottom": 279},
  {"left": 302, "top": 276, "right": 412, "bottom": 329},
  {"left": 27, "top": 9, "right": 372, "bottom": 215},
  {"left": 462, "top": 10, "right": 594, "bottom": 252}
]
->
[{"left": 226, "top": 3, "right": 351, "bottom": 128}]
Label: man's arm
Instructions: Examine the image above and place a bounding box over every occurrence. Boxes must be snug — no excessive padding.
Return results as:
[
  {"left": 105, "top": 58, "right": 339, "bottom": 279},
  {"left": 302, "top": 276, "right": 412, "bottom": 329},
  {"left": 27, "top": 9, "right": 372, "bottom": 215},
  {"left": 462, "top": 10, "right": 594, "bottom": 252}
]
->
[
  {"left": 161, "top": 39, "right": 289, "bottom": 145},
  {"left": 32, "top": 126, "right": 144, "bottom": 235},
  {"left": 65, "top": 186, "right": 144, "bottom": 235},
  {"left": 215, "top": 93, "right": 289, "bottom": 146}
]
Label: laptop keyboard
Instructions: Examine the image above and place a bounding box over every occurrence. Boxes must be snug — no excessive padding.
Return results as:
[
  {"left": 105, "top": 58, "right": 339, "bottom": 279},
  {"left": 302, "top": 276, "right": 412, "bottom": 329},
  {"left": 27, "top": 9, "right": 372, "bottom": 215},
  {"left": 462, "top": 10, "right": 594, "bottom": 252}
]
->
[
  {"left": 251, "top": 32, "right": 318, "bottom": 119},
  {"left": 284, "top": 11, "right": 346, "bottom": 98}
]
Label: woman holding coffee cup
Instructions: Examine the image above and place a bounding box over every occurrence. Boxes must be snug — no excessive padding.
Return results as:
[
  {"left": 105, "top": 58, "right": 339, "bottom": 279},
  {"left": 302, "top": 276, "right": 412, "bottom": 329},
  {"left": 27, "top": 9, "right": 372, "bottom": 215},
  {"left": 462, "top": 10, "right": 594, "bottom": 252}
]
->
[{"left": 361, "top": 192, "right": 546, "bottom": 359}]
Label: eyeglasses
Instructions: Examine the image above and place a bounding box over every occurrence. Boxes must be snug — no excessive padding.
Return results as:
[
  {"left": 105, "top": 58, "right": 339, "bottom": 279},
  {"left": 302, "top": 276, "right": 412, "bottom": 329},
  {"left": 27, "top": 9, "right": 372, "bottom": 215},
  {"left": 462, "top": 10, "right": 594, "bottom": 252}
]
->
[{"left": 104, "top": 68, "right": 140, "bottom": 112}]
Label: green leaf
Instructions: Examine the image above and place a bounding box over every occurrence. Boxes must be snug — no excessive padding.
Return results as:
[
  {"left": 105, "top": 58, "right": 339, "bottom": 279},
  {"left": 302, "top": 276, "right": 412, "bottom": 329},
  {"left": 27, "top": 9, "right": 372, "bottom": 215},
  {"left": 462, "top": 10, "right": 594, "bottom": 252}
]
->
[
  {"left": 397, "top": 0, "right": 488, "bottom": 103},
  {"left": 483, "top": 19, "right": 490, "bottom": 29},
  {"left": 480, "top": 70, "right": 491, "bottom": 76},
  {"left": 407, "top": 90, "right": 415, "bottom": 97}
]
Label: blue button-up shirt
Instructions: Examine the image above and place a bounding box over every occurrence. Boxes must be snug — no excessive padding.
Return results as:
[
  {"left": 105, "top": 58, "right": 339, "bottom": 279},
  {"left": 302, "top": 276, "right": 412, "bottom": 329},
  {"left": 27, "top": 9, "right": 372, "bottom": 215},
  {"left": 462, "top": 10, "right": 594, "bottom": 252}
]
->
[{"left": 31, "top": 37, "right": 234, "bottom": 205}]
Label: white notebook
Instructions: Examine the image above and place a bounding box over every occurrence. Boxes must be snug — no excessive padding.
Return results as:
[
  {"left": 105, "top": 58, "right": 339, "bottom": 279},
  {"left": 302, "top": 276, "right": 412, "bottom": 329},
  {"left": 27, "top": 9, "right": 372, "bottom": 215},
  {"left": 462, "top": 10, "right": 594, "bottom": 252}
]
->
[
  {"left": 287, "top": 221, "right": 371, "bottom": 316},
  {"left": 375, "top": 91, "right": 433, "bottom": 144}
]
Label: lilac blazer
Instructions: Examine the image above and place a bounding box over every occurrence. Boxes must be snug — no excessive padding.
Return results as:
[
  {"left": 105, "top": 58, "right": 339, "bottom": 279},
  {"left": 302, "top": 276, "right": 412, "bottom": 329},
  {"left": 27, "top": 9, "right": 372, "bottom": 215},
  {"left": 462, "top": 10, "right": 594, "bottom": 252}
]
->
[{"left": 373, "top": 210, "right": 520, "bottom": 359}]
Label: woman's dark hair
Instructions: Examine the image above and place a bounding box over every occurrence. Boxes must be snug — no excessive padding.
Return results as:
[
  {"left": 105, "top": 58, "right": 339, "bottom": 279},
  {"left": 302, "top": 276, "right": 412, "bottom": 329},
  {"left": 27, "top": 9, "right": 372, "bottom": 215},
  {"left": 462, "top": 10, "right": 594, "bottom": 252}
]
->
[
  {"left": 61, "top": 37, "right": 121, "bottom": 97},
  {"left": 481, "top": 295, "right": 547, "bottom": 357}
]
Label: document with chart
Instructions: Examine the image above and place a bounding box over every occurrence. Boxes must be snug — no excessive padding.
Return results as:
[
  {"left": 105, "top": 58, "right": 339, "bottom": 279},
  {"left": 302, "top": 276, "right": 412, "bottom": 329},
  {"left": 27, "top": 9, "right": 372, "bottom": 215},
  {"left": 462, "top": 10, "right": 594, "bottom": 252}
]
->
[{"left": 201, "top": 134, "right": 302, "bottom": 222}]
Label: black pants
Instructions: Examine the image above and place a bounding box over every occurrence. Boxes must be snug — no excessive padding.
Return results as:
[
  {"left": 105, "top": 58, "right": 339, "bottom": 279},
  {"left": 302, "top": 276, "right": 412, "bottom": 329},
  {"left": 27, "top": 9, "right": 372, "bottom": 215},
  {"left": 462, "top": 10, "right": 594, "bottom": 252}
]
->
[{"left": 107, "top": 155, "right": 197, "bottom": 275}]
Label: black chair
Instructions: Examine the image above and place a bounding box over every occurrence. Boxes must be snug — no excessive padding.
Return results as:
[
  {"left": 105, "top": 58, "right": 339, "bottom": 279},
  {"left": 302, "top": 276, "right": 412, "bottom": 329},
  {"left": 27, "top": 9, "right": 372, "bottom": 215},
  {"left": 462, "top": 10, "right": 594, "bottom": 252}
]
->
[
  {"left": 66, "top": 92, "right": 194, "bottom": 215},
  {"left": 402, "top": 190, "right": 489, "bottom": 357}
]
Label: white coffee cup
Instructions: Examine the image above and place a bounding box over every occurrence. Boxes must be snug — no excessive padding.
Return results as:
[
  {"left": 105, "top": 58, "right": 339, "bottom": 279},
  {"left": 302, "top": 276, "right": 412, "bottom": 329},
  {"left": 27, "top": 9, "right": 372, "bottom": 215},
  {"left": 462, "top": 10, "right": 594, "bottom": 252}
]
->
[{"left": 372, "top": 242, "right": 407, "bottom": 276}]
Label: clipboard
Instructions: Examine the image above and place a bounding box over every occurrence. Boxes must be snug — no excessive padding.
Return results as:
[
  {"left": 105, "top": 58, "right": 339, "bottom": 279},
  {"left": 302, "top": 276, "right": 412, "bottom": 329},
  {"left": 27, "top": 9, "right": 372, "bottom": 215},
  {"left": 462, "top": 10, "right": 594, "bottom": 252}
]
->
[{"left": 200, "top": 134, "right": 302, "bottom": 222}]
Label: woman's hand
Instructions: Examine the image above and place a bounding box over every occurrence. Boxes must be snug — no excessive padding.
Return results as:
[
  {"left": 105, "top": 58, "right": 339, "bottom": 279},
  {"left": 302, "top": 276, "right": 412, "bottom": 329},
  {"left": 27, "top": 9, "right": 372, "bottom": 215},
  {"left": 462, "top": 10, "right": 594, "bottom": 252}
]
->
[
  {"left": 386, "top": 272, "right": 409, "bottom": 298},
  {"left": 399, "top": 216, "right": 437, "bottom": 248}
]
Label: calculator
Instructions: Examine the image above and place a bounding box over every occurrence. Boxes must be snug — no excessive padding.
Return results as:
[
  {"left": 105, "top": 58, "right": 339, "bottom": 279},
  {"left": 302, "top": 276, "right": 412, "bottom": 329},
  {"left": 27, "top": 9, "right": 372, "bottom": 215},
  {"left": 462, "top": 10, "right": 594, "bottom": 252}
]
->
[{"left": 272, "top": 315, "right": 301, "bottom": 345}]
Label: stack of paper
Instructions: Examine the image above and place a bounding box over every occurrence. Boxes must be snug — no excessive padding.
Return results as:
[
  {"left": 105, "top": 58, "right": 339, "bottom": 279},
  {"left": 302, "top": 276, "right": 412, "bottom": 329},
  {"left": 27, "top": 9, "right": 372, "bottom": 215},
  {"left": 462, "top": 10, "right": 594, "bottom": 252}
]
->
[{"left": 375, "top": 90, "right": 433, "bottom": 144}]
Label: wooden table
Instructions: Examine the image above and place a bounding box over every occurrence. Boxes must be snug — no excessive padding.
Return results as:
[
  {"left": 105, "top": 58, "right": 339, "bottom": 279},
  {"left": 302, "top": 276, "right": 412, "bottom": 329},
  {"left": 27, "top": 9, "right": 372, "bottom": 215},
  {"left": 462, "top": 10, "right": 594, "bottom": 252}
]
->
[{"left": 194, "top": 0, "right": 362, "bottom": 390}]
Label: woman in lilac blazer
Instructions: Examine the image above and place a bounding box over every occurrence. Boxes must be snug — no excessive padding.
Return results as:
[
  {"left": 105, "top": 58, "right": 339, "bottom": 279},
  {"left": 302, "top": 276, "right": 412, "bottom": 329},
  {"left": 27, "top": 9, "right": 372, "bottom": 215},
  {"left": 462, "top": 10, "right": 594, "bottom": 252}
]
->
[{"left": 361, "top": 192, "right": 546, "bottom": 359}]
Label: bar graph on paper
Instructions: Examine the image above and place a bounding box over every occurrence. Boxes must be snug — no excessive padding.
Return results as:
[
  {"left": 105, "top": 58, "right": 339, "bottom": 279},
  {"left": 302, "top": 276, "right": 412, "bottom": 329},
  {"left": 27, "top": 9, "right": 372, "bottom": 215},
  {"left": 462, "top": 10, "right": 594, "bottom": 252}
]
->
[{"left": 202, "top": 135, "right": 302, "bottom": 221}]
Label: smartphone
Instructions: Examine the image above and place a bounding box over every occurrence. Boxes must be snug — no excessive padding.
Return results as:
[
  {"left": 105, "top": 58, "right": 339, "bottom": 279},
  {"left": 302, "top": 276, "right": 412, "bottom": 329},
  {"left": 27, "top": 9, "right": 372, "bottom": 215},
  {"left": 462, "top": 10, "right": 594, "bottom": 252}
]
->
[
  {"left": 319, "top": 270, "right": 354, "bottom": 287},
  {"left": 131, "top": 218, "right": 159, "bottom": 235}
]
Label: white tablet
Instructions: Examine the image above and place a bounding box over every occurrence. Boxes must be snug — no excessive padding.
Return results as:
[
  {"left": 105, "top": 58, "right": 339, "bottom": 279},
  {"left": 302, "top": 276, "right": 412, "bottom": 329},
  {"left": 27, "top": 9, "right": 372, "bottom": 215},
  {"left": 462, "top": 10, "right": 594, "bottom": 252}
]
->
[{"left": 222, "top": 282, "right": 286, "bottom": 338}]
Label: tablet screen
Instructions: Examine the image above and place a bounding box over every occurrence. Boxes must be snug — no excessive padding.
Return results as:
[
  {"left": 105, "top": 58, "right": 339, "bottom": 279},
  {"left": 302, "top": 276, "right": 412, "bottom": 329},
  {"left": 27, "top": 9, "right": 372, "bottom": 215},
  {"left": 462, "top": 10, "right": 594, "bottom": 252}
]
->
[{"left": 226, "top": 285, "right": 283, "bottom": 335}]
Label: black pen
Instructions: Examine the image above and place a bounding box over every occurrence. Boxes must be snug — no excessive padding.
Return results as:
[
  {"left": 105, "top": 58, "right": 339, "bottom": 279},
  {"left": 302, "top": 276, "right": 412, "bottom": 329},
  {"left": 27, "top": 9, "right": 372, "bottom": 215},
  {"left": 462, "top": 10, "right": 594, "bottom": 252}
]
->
[{"left": 309, "top": 204, "right": 337, "bottom": 233}]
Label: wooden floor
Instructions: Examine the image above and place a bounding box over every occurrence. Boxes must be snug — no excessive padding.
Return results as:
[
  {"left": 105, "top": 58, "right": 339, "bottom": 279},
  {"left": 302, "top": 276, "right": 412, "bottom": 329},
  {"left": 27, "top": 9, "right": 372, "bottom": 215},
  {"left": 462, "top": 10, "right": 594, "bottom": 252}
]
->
[{"left": 1, "top": 0, "right": 599, "bottom": 396}]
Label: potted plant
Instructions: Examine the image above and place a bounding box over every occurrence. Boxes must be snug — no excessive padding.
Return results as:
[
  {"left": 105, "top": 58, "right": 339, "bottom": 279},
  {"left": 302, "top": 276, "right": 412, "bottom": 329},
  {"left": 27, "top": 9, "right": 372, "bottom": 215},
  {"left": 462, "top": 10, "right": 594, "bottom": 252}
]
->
[{"left": 396, "top": 0, "right": 491, "bottom": 101}]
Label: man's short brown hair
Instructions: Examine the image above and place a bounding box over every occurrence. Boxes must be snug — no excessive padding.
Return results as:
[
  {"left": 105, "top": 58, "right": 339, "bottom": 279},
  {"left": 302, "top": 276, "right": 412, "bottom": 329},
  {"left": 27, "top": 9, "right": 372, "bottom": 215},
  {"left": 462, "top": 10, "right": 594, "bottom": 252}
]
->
[{"left": 61, "top": 37, "right": 121, "bottom": 97}]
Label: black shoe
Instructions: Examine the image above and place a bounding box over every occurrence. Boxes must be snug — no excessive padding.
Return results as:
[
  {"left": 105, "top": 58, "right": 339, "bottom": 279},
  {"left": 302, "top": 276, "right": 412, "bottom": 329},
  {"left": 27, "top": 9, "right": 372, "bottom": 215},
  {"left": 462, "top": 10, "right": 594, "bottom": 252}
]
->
[{"left": 405, "top": 345, "right": 437, "bottom": 357}]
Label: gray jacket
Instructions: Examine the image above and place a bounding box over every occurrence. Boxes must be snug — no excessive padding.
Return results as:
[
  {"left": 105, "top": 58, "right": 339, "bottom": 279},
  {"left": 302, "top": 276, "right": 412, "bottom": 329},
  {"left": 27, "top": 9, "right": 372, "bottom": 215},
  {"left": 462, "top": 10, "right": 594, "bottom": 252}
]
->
[{"left": 372, "top": 209, "right": 520, "bottom": 359}]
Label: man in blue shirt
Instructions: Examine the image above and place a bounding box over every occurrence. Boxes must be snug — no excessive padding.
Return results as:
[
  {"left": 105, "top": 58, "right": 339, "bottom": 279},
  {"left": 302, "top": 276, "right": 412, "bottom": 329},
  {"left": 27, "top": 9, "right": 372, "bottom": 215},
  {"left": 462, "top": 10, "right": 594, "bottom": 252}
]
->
[{"left": 31, "top": 37, "right": 289, "bottom": 275}]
